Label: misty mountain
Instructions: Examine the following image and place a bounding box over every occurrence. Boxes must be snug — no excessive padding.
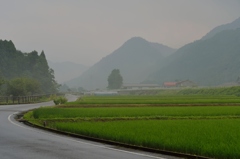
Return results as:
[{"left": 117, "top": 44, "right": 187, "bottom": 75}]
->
[
  {"left": 48, "top": 61, "right": 88, "bottom": 83},
  {"left": 150, "top": 42, "right": 176, "bottom": 57},
  {"left": 201, "top": 17, "right": 240, "bottom": 40},
  {"left": 66, "top": 37, "right": 176, "bottom": 90},
  {"left": 146, "top": 28, "right": 240, "bottom": 86}
]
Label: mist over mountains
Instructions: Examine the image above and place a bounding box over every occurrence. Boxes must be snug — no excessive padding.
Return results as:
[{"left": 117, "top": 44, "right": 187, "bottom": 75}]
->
[
  {"left": 145, "top": 17, "right": 240, "bottom": 86},
  {"left": 48, "top": 61, "right": 88, "bottom": 83},
  {"left": 147, "top": 28, "right": 240, "bottom": 86},
  {"left": 63, "top": 17, "right": 240, "bottom": 90},
  {"left": 66, "top": 37, "right": 175, "bottom": 90},
  {"left": 201, "top": 17, "right": 240, "bottom": 40}
]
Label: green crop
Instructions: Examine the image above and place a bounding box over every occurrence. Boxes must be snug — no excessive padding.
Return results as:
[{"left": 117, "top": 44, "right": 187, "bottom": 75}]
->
[
  {"left": 51, "top": 119, "right": 240, "bottom": 159},
  {"left": 32, "top": 106, "right": 240, "bottom": 119},
  {"left": 67, "top": 95, "right": 240, "bottom": 105},
  {"left": 26, "top": 94, "right": 240, "bottom": 159}
]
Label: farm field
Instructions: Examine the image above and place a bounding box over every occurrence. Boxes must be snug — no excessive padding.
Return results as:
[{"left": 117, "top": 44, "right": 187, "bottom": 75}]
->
[
  {"left": 66, "top": 95, "right": 240, "bottom": 105},
  {"left": 24, "top": 94, "right": 240, "bottom": 159}
]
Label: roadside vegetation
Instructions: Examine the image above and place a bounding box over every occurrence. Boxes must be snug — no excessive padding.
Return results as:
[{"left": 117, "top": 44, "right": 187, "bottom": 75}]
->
[
  {"left": 24, "top": 87, "right": 240, "bottom": 159},
  {"left": 53, "top": 96, "right": 68, "bottom": 105}
]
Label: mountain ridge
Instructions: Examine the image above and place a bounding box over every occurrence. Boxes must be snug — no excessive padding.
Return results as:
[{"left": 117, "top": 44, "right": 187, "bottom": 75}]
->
[
  {"left": 147, "top": 28, "right": 240, "bottom": 86},
  {"left": 66, "top": 37, "right": 176, "bottom": 90},
  {"left": 201, "top": 17, "right": 240, "bottom": 40}
]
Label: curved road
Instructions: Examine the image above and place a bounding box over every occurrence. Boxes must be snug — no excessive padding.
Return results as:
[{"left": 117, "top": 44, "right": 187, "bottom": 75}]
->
[{"left": 0, "top": 95, "right": 178, "bottom": 159}]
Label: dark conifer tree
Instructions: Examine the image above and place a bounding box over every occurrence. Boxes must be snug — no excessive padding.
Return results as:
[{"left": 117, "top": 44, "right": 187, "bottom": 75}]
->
[{"left": 107, "top": 69, "right": 123, "bottom": 89}]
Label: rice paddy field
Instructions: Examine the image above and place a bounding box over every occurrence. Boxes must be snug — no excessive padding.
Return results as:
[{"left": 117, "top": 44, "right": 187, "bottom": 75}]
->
[
  {"left": 66, "top": 95, "right": 240, "bottom": 105},
  {"left": 24, "top": 95, "right": 240, "bottom": 159}
]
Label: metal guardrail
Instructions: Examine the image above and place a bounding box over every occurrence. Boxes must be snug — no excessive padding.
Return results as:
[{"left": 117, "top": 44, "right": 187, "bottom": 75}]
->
[{"left": 0, "top": 94, "right": 57, "bottom": 105}]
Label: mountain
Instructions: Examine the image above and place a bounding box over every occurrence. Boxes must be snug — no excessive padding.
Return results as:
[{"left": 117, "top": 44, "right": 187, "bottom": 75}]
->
[
  {"left": 147, "top": 28, "right": 240, "bottom": 86},
  {"left": 0, "top": 40, "right": 58, "bottom": 93},
  {"left": 48, "top": 61, "right": 88, "bottom": 83},
  {"left": 202, "top": 17, "right": 240, "bottom": 40},
  {"left": 150, "top": 42, "right": 176, "bottom": 57},
  {"left": 66, "top": 37, "right": 176, "bottom": 90}
]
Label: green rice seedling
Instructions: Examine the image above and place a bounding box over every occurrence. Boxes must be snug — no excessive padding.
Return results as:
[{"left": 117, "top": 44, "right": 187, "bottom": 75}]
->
[
  {"left": 178, "top": 86, "right": 240, "bottom": 96},
  {"left": 32, "top": 106, "right": 240, "bottom": 120},
  {"left": 52, "top": 119, "right": 240, "bottom": 159},
  {"left": 67, "top": 95, "right": 240, "bottom": 105}
]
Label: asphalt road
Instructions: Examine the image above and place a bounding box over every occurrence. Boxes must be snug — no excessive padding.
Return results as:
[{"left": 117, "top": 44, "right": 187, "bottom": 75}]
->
[{"left": 0, "top": 95, "right": 179, "bottom": 159}]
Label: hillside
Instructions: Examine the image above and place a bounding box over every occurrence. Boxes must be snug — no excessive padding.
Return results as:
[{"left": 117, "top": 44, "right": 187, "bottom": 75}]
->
[
  {"left": 66, "top": 37, "right": 175, "bottom": 90},
  {"left": 48, "top": 61, "right": 88, "bottom": 83},
  {"left": 201, "top": 17, "right": 240, "bottom": 40},
  {"left": 0, "top": 40, "right": 58, "bottom": 94},
  {"left": 147, "top": 28, "right": 240, "bottom": 86}
]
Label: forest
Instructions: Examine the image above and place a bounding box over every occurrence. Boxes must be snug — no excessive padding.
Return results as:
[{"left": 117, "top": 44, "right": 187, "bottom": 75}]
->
[{"left": 0, "top": 40, "right": 59, "bottom": 96}]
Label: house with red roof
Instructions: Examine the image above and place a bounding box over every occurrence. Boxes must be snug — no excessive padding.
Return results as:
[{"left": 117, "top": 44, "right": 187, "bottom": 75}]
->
[{"left": 163, "top": 82, "right": 178, "bottom": 87}]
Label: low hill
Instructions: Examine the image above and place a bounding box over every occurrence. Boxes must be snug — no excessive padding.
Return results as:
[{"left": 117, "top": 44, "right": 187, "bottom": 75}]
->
[
  {"left": 66, "top": 37, "right": 175, "bottom": 90},
  {"left": 147, "top": 28, "right": 240, "bottom": 86},
  {"left": 48, "top": 61, "right": 88, "bottom": 83}
]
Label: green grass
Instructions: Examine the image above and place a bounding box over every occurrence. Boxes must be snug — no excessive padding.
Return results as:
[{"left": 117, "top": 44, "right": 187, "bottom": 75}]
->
[
  {"left": 50, "top": 119, "right": 240, "bottom": 159},
  {"left": 178, "top": 86, "right": 240, "bottom": 96},
  {"left": 32, "top": 106, "right": 240, "bottom": 119}
]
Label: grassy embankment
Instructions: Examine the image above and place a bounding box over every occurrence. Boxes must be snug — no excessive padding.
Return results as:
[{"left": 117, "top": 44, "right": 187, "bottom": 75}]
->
[{"left": 24, "top": 87, "right": 240, "bottom": 159}]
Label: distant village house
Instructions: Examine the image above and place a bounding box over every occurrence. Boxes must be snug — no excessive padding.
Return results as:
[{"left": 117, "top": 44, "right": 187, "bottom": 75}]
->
[{"left": 122, "top": 83, "right": 160, "bottom": 89}]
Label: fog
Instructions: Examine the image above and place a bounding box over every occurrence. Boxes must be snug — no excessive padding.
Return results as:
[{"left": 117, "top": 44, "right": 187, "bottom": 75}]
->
[{"left": 1, "top": 0, "right": 240, "bottom": 66}]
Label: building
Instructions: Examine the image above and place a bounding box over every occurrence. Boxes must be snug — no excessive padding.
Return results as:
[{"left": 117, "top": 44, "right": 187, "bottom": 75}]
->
[
  {"left": 177, "top": 80, "right": 197, "bottom": 87},
  {"left": 122, "top": 83, "right": 160, "bottom": 89},
  {"left": 93, "top": 91, "right": 118, "bottom": 96},
  {"left": 163, "top": 82, "right": 177, "bottom": 88}
]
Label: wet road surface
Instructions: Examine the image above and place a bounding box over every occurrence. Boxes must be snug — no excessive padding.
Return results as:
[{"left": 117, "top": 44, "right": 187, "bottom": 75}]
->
[{"left": 0, "top": 95, "right": 180, "bottom": 159}]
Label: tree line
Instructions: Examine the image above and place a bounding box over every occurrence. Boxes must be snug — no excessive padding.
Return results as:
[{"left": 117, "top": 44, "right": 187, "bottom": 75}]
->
[{"left": 0, "top": 40, "right": 59, "bottom": 96}]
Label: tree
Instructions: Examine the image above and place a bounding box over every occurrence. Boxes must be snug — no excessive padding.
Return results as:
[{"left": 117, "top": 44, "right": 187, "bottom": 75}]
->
[
  {"left": 0, "top": 40, "right": 59, "bottom": 94},
  {"left": 6, "top": 77, "right": 41, "bottom": 96},
  {"left": 107, "top": 69, "right": 123, "bottom": 89},
  {"left": 0, "top": 76, "right": 4, "bottom": 94},
  {"left": 0, "top": 78, "right": 4, "bottom": 87}
]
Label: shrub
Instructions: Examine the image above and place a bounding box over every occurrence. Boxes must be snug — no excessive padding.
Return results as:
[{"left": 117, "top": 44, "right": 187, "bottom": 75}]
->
[{"left": 53, "top": 96, "right": 68, "bottom": 105}]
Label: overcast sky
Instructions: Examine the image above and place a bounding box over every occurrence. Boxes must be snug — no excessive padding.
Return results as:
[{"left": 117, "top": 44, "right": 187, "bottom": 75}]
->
[{"left": 1, "top": 0, "right": 240, "bottom": 66}]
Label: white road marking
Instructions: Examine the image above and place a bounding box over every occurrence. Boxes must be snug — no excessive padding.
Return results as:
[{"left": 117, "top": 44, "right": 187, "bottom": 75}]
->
[{"left": 8, "top": 113, "right": 166, "bottom": 159}]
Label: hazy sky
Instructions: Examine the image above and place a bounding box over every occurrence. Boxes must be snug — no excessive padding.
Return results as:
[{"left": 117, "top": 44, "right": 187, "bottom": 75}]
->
[{"left": 1, "top": 0, "right": 240, "bottom": 66}]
